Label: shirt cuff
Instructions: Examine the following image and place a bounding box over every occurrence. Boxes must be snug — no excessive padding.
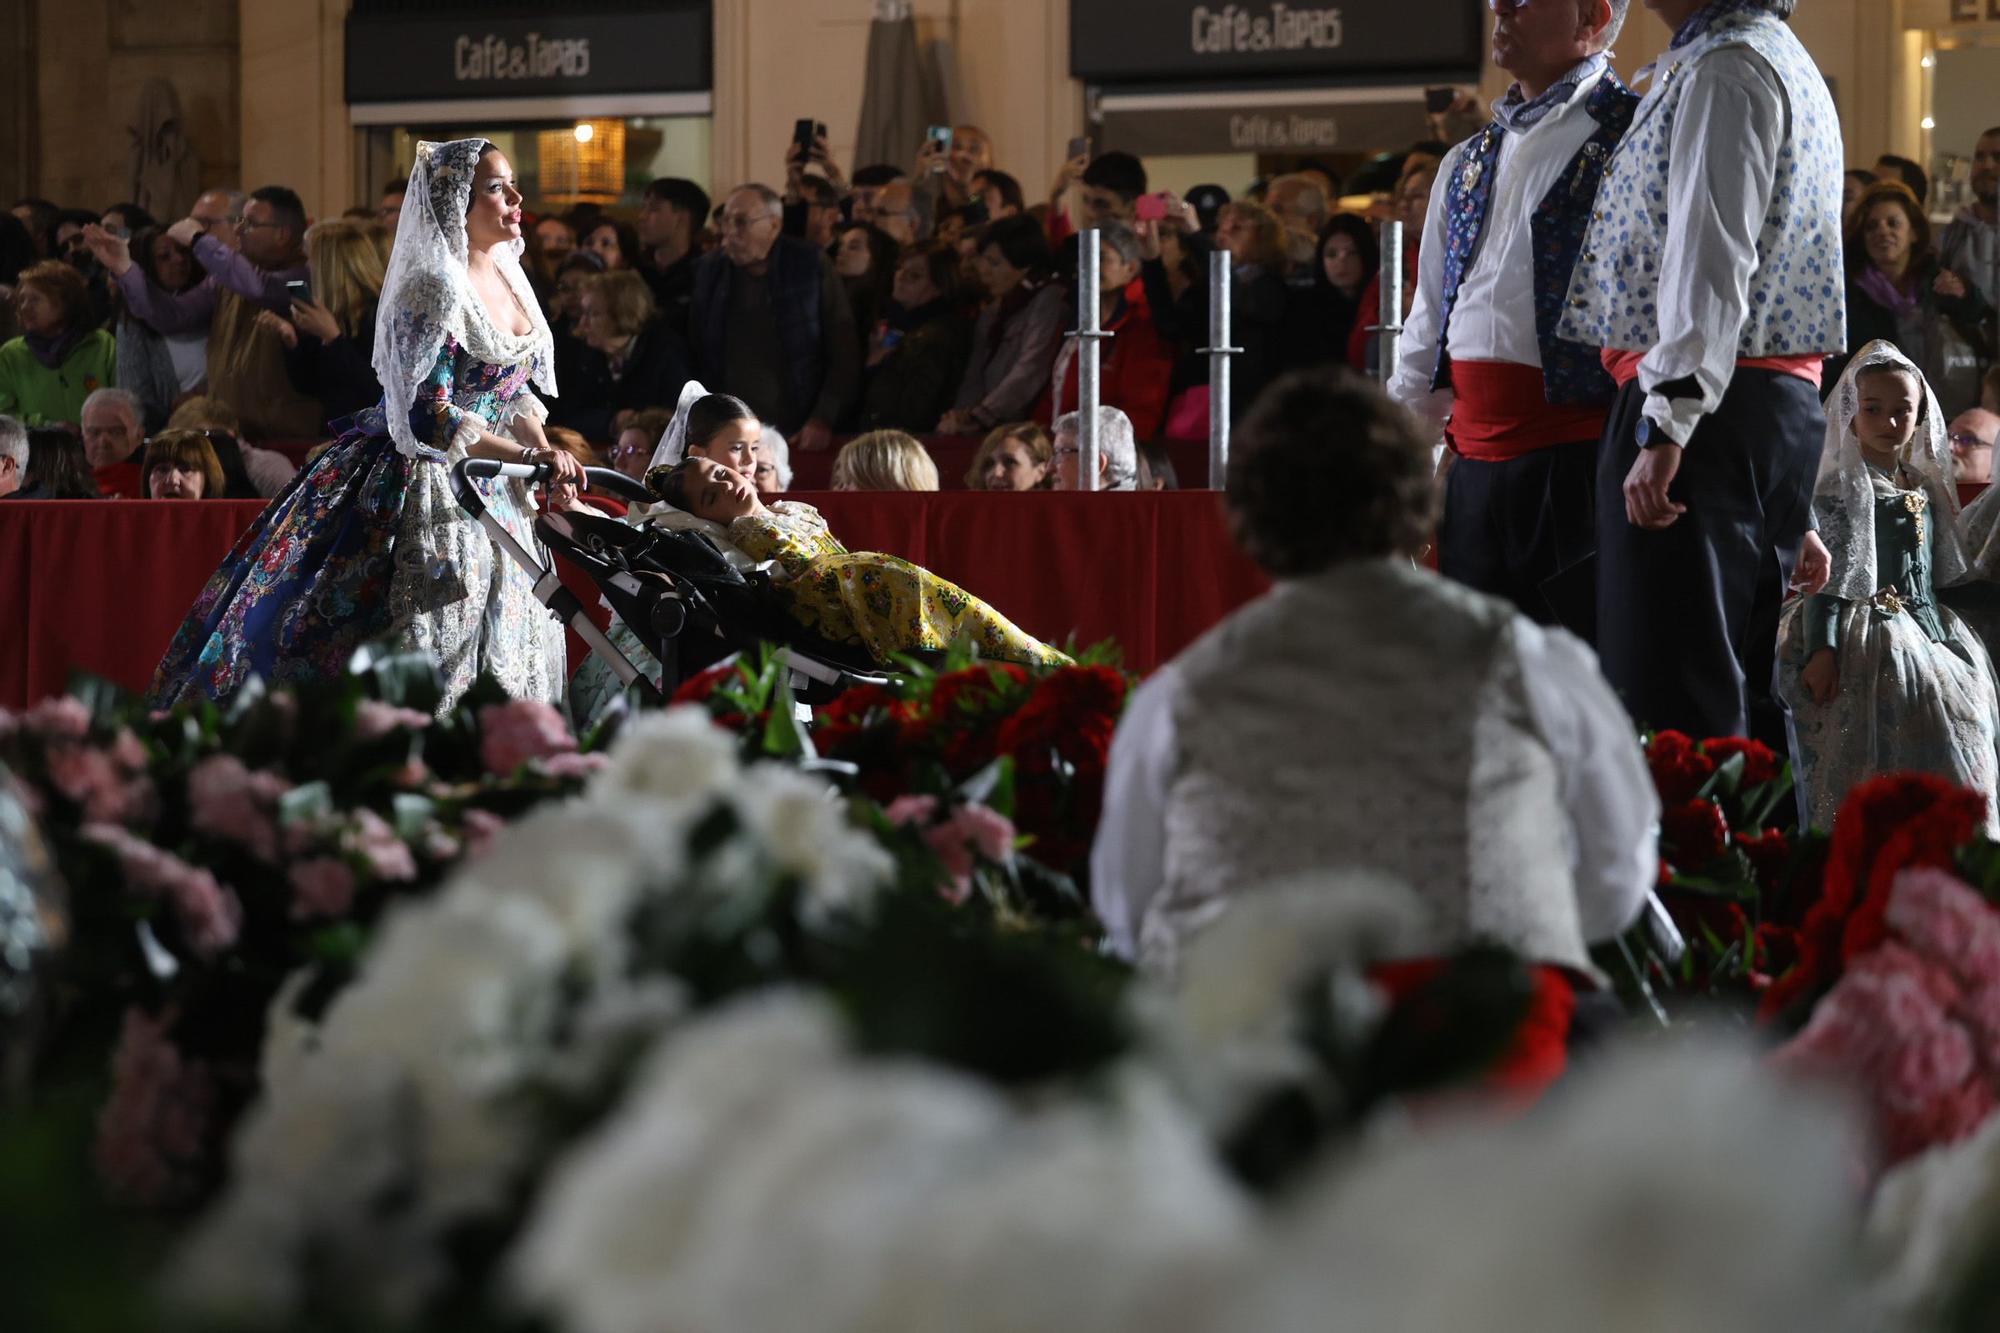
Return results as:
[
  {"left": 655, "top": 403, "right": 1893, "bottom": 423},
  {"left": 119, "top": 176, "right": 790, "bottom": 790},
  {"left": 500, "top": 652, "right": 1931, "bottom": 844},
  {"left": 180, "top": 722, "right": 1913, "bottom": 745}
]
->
[{"left": 1641, "top": 393, "right": 1704, "bottom": 447}]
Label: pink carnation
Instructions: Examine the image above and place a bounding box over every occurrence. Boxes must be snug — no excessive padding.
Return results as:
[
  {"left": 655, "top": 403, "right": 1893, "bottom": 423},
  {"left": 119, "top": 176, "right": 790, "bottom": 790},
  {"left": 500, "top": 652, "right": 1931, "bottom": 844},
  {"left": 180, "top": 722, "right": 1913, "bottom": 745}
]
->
[
  {"left": 885, "top": 794, "right": 940, "bottom": 827},
  {"left": 540, "top": 750, "right": 611, "bottom": 779},
  {"left": 354, "top": 699, "right": 433, "bottom": 741},
  {"left": 1888, "top": 866, "right": 2000, "bottom": 998},
  {"left": 82, "top": 823, "right": 242, "bottom": 959},
  {"left": 1775, "top": 868, "right": 2000, "bottom": 1167},
  {"left": 460, "top": 807, "right": 508, "bottom": 862},
  {"left": 187, "top": 754, "right": 291, "bottom": 863},
  {"left": 23, "top": 695, "right": 90, "bottom": 739},
  {"left": 341, "top": 808, "right": 418, "bottom": 883},
  {"left": 479, "top": 700, "right": 577, "bottom": 776},
  {"left": 46, "top": 744, "right": 139, "bottom": 824},
  {"left": 289, "top": 857, "right": 358, "bottom": 920},
  {"left": 110, "top": 727, "right": 149, "bottom": 772},
  {"left": 885, "top": 795, "right": 1015, "bottom": 904},
  {"left": 94, "top": 1006, "right": 216, "bottom": 1207}
]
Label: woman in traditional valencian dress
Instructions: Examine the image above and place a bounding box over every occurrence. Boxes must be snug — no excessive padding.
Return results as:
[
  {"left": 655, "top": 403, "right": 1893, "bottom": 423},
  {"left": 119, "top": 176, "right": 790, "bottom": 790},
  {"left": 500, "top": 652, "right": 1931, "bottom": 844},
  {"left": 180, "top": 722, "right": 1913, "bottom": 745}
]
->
[
  {"left": 647, "top": 454, "right": 1070, "bottom": 670},
  {"left": 150, "top": 139, "right": 583, "bottom": 713},
  {"left": 1778, "top": 340, "right": 2000, "bottom": 834}
]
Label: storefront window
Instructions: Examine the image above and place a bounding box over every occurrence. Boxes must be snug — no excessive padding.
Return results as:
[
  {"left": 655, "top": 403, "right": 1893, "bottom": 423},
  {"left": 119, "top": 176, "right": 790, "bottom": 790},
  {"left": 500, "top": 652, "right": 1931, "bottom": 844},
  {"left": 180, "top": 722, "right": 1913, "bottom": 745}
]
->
[{"left": 362, "top": 116, "right": 712, "bottom": 216}]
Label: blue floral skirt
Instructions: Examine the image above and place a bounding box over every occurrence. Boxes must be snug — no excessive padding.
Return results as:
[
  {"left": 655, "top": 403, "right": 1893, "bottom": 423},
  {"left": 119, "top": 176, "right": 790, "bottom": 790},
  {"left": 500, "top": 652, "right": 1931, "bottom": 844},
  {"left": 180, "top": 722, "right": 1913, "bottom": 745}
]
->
[{"left": 149, "top": 427, "right": 566, "bottom": 713}]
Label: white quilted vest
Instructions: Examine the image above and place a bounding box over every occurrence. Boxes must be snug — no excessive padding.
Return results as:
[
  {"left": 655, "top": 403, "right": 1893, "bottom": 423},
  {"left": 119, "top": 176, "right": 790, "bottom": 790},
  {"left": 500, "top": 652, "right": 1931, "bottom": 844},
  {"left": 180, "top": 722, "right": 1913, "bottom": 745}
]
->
[{"left": 1142, "top": 560, "right": 1593, "bottom": 976}]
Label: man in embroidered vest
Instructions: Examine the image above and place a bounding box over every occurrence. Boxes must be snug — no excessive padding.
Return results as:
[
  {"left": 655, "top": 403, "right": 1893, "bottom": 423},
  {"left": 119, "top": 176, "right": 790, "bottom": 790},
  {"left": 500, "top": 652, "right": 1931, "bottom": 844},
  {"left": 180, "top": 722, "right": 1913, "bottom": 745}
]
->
[
  {"left": 1392, "top": 0, "right": 1638, "bottom": 634},
  {"left": 1559, "top": 0, "right": 1837, "bottom": 746},
  {"left": 1090, "top": 370, "right": 1658, "bottom": 977}
]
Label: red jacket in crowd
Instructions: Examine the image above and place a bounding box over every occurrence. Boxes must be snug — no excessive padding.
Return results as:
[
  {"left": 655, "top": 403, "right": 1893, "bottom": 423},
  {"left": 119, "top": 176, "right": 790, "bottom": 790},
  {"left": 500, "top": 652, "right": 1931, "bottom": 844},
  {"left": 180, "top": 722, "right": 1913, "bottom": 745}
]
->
[{"left": 1036, "top": 280, "right": 1176, "bottom": 440}]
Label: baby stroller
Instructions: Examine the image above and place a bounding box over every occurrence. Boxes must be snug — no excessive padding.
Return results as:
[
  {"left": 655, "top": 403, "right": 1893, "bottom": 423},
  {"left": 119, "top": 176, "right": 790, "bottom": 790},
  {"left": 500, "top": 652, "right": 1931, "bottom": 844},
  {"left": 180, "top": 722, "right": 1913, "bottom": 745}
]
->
[{"left": 450, "top": 458, "right": 901, "bottom": 709}]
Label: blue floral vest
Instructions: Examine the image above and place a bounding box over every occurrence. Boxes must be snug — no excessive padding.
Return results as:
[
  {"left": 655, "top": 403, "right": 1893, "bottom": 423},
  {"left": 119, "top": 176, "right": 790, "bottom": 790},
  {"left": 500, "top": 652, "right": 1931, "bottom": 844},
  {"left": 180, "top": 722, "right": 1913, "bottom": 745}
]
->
[
  {"left": 1430, "top": 71, "right": 1639, "bottom": 406},
  {"left": 1557, "top": 9, "right": 1847, "bottom": 356}
]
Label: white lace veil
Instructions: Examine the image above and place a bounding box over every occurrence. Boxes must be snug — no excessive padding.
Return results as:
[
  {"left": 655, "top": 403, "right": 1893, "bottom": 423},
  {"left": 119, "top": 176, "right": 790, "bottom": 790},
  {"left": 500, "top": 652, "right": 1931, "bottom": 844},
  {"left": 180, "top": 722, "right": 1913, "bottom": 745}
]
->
[
  {"left": 371, "top": 138, "right": 556, "bottom": 459},
  {"left": 647, "top": 379, "right": 712, "bottom": 474},
  {"left": 1814, "top": 339, "right": 1967, "bottom": 602}
]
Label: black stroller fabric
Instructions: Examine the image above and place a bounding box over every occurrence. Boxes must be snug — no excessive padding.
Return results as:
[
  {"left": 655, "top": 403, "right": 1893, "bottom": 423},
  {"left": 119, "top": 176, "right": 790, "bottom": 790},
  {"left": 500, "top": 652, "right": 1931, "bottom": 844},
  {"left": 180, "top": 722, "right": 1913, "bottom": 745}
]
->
[{"left": 535, "top": 508, "right": 894, "bottom": 698}]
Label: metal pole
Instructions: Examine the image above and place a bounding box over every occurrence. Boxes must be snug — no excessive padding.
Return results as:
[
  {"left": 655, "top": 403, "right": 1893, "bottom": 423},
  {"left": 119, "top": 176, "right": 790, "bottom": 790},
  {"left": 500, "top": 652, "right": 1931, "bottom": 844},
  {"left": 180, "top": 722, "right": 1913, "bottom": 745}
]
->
[
  {"left": 1198, "top": 248, "right": 1241, "bottom": 489},
  {"left": 1076, "top": 227, "right": 1104, "bottom": 492},
  {"left": 1374, "top": 219, "right": 1404, "bottom": 386}
]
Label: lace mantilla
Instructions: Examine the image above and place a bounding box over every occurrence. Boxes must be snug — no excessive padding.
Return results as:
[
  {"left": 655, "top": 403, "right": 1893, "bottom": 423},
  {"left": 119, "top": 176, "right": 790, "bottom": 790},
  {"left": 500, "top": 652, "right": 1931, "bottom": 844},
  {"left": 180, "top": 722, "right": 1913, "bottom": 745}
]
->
[
  {"left": 1815, "top": 340, "right": 1968, "bottom": 605},
  {"left": 373, "top": 137, "right": 555, "bottom": 461}
]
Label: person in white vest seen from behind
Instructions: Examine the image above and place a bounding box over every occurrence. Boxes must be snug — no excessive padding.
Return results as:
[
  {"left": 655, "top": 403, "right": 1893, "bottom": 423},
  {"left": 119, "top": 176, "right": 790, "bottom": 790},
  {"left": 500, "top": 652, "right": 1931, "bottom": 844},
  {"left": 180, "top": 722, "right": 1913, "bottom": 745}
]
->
[
  {"left": 1560, "top": 0, "right": 1839, "bottom": 748},
  {"left": 1090, "top": 369, "right": 1659, "bottom": 977}
]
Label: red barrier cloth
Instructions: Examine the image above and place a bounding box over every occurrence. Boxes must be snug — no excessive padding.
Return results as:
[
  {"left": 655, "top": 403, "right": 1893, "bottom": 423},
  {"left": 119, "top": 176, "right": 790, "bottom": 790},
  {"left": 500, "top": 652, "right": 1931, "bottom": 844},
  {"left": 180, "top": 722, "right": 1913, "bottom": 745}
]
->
[{"left": 1, "top": 492, "right": 1269, "bottom": 708}]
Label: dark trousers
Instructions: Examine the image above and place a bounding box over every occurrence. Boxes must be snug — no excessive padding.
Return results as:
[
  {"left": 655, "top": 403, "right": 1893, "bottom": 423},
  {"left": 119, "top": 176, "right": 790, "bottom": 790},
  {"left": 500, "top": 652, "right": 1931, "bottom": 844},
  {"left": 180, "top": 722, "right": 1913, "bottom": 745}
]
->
[
  {"left": 1595, "top": 371, "right": 1821, "bottom": 749},
  {"left": 1439, "top": 439, "right": 1599, "bottom": 635}
]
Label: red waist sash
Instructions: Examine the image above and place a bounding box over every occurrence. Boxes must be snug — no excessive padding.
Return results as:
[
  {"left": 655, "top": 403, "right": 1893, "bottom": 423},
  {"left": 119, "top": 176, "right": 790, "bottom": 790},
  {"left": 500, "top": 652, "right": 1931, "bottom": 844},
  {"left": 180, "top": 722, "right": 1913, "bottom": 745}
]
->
[
  {"left": 1600, "top": 349, "right": 1825, "bottom": 390},
  {"left": 1446, "top": 359, "right": 1607, "bottom": 462}
]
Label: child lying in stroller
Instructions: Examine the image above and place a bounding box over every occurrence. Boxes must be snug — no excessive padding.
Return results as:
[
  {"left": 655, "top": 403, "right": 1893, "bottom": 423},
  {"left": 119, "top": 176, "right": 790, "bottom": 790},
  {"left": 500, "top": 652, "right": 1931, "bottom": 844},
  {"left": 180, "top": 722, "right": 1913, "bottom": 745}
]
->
[{"left": 647, "top": 456, "right": 1071, "bottom": 671}]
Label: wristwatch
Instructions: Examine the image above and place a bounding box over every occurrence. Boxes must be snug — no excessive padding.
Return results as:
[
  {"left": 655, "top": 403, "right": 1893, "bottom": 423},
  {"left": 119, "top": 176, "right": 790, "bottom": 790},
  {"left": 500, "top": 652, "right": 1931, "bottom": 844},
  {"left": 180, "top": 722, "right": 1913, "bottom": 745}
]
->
[{"left": 1634, "top": 415, "right": 1659, "bottom": 448}]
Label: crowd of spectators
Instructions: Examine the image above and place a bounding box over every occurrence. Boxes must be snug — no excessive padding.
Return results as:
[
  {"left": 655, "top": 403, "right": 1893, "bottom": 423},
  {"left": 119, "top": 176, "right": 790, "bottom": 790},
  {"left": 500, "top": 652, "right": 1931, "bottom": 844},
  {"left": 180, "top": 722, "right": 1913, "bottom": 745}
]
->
[{"left": 1, "top": 123, "right": 1436, "bottom": 501}]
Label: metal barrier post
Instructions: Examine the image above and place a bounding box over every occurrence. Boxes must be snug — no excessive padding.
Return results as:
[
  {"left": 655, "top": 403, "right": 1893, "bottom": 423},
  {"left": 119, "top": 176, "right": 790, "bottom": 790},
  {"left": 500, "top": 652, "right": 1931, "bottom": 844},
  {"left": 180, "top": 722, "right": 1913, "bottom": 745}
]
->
[
  {"left": 1198, "top": 248, "right": 1242, "bottom": 488},
  {"left": 1374, "top": 218, "right": 1405, "bottom": 386},
  {"left": 1075, "top": 227, "right": 1105, "bottom": 491}
]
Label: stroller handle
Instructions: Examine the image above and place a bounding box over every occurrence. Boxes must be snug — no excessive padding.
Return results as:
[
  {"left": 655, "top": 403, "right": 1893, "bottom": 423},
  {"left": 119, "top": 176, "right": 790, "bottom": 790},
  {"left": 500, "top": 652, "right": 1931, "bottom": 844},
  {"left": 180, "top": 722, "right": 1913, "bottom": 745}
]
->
[{"left": 449, "top": 459, "right": 653, "bottom": 522}]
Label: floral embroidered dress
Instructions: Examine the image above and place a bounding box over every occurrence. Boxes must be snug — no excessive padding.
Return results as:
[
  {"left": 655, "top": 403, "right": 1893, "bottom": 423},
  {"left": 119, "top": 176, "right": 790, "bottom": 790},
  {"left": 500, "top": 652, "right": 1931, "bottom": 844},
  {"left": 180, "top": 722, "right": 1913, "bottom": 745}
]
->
[
  {"left": 1777, "top": 344, "right": 2000, "bottom": 835},
  {"left": 727, "top": 501, "right": 1069, "bottom": 669},
  {"left": 150, "top": 137, "right": 566, "bottom": 715}
]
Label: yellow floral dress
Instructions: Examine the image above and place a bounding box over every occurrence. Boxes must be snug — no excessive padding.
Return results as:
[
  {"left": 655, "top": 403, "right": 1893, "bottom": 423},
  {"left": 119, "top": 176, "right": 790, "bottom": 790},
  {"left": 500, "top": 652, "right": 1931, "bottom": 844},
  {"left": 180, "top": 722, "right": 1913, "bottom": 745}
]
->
[{"left": 728, "top": 502, "right": 1069, "bottom": 668}]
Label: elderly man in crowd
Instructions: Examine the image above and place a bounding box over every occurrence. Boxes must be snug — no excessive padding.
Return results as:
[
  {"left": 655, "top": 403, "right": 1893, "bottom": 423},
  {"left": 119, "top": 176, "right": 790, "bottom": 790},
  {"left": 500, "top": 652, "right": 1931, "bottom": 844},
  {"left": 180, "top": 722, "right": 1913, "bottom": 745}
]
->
[
  {"left": 1050, "top": 406, "right": 1138, "bottom": 491},
  {"left": 1091, "top": 369, "right": 1657, "bottom": 977},
  {"left": 1391, "top": 0, "right": 1639, "bottom": 634},
  {"left": 636, "top": 176, "right": 710, "bottom": 339},
  {"left": 79, "top": 387, "right": 147, "bottom": 498},
  {"left": 85, "top": 184, "right": 322, "bottom": 439},
  {"left": 0, "top": 414, "right": 23, "bottom": 498},
  {"left": 690, "top": 184, "right": 859, "bottom": 454},
  {"left": 1560, "top": 0, "right": 1840, "bottom": 746}
]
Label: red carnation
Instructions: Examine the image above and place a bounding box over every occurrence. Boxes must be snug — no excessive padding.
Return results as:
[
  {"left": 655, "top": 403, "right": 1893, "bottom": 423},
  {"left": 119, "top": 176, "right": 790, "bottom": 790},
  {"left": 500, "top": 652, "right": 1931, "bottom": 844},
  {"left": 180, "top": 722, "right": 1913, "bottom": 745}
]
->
[
  {"left": 1734, "top": 828, "right": 1792, "bottom": 894},
  {"left": 994, "top": 665, "right": 1127, "bottom": 775},
  {"left": 671, "top": 663, "right": 743, "bottom": 708},
  {"left": 1702, "top": 736, "right": 1782, "bottom": 787},
  {"left": 1661, "top": 798, "right": 1729, "bottom": 870},
  {"left": 1759, "top": 772, "right": 1988, "bottom": 1022},
  {"left": 812, "top": 683, "right": 905, "bottom": 754},
  {"left": 1646, "top": 730, "right": 1716, "bottom": 804},
  {"left": 928, "top": 663, "right": 1030, "bottom": 722}
]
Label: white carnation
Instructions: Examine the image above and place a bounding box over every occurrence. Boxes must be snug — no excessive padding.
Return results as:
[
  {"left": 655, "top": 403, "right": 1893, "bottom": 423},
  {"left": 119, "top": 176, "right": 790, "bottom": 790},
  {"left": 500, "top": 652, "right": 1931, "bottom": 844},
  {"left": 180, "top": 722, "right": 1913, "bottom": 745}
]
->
[
  {"left": 587, "top": 705, "right": 740, "bottom": 806},
  {"left": 731, "top": 762, "right": 893, "bottom": 915},
  {"left": 511, "top": 994, "right": 1250, "bottom": 1333},
  {"left": 1208, "top": 1038, "right": 1870, "bottom": 1333},
  {"left": 1140, "top": 872, "right": 1432, "bottom": 1132},
  {"left": 1865, "top": 1109, "right": 2000, "bottom": 1325},
  {"left": 169, "top": 797, "right": 694, "bottom": 1323}
]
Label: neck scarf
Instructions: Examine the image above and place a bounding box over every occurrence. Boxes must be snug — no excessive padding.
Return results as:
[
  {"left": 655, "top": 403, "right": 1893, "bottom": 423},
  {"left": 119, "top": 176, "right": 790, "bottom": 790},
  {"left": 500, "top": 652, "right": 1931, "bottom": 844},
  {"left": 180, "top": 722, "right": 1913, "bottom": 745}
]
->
[
  {"left": 23, "top": 328, "right": 83, "bottom": 371},
  {"left": 1671, "top": 0, "right": 1783, "bottom": 50},
  {"left": 1494, "top": 54, "right": 1607, "bottom": 133},
  {"left": 1856, "top": 265, "right": 1923, "bottom": 319}
]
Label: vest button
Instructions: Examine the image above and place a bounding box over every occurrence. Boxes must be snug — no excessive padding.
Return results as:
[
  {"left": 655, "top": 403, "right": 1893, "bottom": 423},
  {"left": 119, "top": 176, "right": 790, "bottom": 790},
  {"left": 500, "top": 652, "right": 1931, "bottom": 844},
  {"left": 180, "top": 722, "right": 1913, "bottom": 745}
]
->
[{"left": 1583, "top": 251, "right": 1595, "bottom": 262}]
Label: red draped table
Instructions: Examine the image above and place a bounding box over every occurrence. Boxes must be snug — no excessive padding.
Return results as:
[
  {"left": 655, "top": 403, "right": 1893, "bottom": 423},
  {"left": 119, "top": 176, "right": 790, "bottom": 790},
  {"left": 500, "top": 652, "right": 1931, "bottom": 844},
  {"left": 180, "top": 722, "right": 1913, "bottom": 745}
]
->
[{"left": 0, "top": 493, "right": 1269, "bottom": 709}]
